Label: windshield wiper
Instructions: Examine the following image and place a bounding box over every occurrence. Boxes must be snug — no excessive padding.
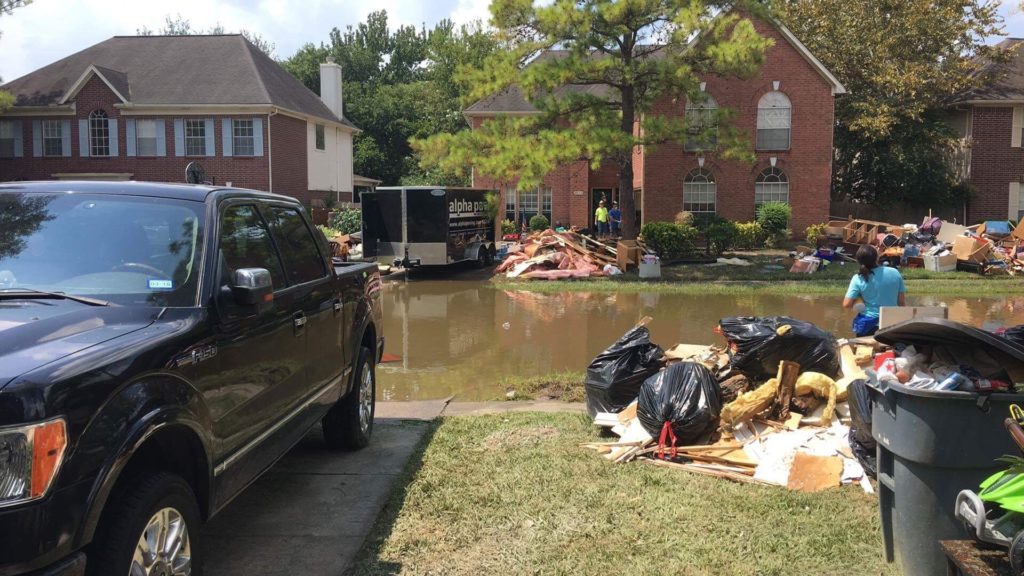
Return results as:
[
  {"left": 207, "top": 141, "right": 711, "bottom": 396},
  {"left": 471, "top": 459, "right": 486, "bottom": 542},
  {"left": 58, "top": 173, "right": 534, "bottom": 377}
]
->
[{"left": 0, "top": 288, "right": 113, "bottom": 307}]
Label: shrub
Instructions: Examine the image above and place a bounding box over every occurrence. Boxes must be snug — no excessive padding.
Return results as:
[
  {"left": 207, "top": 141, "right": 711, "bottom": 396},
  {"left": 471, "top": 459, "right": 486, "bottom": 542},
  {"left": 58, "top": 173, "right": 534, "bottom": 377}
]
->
[
  {"left": 501, "top": 219, "right": 518, "bottom": 235},
  {"left": 317, "top": 225, "right": 343, "bottom": 240},
  {"left": 529, "top": 214, "right": 550, "bottom": 232},
  {"left": 329, "top": 209, "right": 362, "bottom": 234},
  {"left": 704, "top": 219, "right": 740, "bottom": 256},
  {"left": 756, "top": 202, "right": 791, "bottom": 236},
  {"left": 735, "top": 221, "right": 767, "bottom": 249},
  {"left": 674, "top": 211, "right": 695, "bottom": 227},
  {"left": 640, "top": 222, "right": 697, "bottom": 260},
  {"left": 804, "top": 222, "right": 828, "bottom": 242}
]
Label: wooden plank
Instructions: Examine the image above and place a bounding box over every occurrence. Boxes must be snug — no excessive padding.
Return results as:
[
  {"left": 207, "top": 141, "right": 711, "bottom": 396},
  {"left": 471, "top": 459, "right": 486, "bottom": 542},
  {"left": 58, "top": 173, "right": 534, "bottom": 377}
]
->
[
  {"left": 786, "top": 453, "right": 843, "bottom": 493},
  {"left": 774, "top": 360, "right": 800, "bottom": 421},
  {"left": 646, "top": 459, "right": 773, "bottom": 485}
]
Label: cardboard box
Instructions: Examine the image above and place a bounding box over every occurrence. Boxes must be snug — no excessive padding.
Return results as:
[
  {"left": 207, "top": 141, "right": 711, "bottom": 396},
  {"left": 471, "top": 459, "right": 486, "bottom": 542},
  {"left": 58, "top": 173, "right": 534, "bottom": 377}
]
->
[
  {"left": 616, "top": 240, "right": 641, "bottom": 272},
  {"left": 937, "top": 222, "right": 968, "bottom": 245},
  {"left": 879, "top": 306, "right": 949, "bottom": 330},
  {"left": 923, "top": 253, "right": 957, "bottom": 272},
  {"left": 952, "top": 235, "right": 993, "bottom": 263}
]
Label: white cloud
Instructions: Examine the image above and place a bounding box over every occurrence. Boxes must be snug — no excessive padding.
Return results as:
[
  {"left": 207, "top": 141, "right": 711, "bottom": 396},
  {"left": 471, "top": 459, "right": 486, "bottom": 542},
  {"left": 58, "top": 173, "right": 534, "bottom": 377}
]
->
[{"left": 0, "top": 0, "right": 491, "bottom": 82}]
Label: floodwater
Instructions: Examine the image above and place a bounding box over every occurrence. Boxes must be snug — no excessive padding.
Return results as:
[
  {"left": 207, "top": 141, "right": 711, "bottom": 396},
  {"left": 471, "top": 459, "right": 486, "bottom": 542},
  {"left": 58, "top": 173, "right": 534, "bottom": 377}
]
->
[{"left": 376, "top": 274, "right": 1024, "bottom": 401}]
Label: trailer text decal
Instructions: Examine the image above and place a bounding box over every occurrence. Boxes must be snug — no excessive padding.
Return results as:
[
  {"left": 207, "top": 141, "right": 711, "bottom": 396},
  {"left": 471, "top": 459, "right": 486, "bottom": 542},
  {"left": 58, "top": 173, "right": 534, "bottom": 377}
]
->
[{"left": 449, "top": 198, "right": 488, "bottom": 218}]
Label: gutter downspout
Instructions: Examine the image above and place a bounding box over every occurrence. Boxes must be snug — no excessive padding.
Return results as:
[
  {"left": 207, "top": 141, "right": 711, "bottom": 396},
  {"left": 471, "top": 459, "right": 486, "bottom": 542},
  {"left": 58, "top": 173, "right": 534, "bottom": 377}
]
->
[{"left": 268, "top": 109, "right": 279, "bottom": 192}]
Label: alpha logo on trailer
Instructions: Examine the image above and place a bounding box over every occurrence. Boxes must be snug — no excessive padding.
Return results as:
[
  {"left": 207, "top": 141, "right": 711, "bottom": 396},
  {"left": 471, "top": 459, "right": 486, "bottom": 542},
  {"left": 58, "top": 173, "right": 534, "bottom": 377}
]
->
[{"left": 449, "top": 198, "right": 487, "bottom": 218}]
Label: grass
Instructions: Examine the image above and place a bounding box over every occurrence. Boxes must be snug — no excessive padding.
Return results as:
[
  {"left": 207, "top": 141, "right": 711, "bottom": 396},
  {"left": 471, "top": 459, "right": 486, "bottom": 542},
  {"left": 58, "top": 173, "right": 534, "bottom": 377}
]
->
[
  {"left": 493, "top": 253, "right": 1016, "bottom": 296},
  {"left": 498, "top": 370, "right": 586, "bottom": 402},
  {"left": 353, "top": 412, "right": 897, "bottom": 576}
]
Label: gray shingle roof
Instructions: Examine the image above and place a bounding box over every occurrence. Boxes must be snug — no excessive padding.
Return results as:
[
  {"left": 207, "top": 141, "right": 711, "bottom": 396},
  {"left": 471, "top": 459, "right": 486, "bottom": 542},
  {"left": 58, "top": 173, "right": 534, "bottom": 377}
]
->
[
  {"left": 1, "top": 35, "right": 357, "bottom": 128},
  {"left": 957, "top": 39, "right": 1024, "bottom": 103}
]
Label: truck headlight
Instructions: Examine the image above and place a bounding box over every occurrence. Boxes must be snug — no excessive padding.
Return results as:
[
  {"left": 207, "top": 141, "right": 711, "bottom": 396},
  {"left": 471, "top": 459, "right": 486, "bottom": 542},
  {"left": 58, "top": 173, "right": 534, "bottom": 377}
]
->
[{"left": 0, "top": 419, "right": 67, "bottom": 506}]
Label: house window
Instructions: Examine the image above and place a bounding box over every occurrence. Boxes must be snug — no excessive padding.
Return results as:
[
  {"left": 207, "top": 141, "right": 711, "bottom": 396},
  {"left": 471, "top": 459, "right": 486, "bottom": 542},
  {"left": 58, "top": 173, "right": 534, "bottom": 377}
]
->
[
  {"left": 504, "top": 187, "right": 551, "bottom": 225},
  {"left": 233, "top": 119, "right": 255, "bottom": 156},
  {"left": 42, "top": 120, "right": 64, "bottom": 157},
  {"left": 504, "top": 189, "right": 517, "bottom": 223},
  {"left": 89, "top": 109, "right": 111, "bottom": 156},
  {"left": 315, "top": 124, "right": 326, "bottom": 151},
  {"left": 756, "top": 91, "right": 792, "bottom": 151},
  {"left": 185, "top": 119, "right": 207, "bottom": 156},
  {"left": 0, "top": 121, "right": 15, "bottom": 157},
  {"left": 1019, "top": 184, "right": 1024, "bottom": 221},
  {"left": 519, "top": 188, "right": 538, "bottom": 225},
  {"left": 541, "top": 187, "right": 553, "bottom": 222},
  {"left": 685, "top": 94, "right": 718, "bottom": 151},
  {"left": 683, "top": 168, "right": 716, "bottom": 213},
  {"left": 755, "top": 167, "right": 790, "bottom": 205},
  {"left": 136, "top": 119, "right": 158, "bottom": 156}
]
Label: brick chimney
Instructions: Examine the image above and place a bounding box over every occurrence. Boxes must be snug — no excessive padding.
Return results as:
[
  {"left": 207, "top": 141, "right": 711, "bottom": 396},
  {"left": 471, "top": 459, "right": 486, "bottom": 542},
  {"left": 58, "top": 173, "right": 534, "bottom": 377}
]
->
[{"left": 320, "top": 56, "right": 344, "bottom": 120}]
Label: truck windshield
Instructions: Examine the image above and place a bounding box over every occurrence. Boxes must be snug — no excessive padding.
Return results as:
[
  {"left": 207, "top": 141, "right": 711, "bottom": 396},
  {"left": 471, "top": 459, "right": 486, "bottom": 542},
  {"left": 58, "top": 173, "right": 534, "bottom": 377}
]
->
[{"left": 0, "top": 193, "right": 204, "bottom": 307}]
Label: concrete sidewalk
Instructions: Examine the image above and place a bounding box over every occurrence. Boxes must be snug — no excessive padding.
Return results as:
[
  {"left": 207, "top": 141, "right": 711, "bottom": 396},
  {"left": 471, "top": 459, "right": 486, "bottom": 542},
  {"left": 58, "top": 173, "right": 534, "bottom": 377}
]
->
[{"left": 203, "top": 400, "right": 582, "bottom": 575}]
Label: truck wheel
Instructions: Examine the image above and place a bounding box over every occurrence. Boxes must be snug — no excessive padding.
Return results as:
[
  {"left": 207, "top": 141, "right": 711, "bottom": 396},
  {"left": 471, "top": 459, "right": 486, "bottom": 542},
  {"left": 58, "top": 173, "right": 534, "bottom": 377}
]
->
[
  {"left": 476, "top": 249, "right": 489, "bottom": 269},
  {"left": 323, "top": 346, "right": 375, "bottom": 450},
  {"left": 87, "top": 471, "right": 202, "bottom": 576}
]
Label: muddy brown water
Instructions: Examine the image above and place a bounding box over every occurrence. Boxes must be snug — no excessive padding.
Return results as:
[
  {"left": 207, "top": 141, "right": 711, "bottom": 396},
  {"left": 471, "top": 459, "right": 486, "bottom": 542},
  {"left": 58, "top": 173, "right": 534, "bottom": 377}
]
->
[{"left": 377, "top": 275, "right": 1024, "bottom": 401}]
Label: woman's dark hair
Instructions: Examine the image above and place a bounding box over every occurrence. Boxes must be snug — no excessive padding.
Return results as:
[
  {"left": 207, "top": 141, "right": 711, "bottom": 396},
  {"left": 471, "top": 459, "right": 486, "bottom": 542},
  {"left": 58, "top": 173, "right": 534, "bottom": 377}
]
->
[{"left": 856, "top": 245, "right": 879, "bottom": 281}]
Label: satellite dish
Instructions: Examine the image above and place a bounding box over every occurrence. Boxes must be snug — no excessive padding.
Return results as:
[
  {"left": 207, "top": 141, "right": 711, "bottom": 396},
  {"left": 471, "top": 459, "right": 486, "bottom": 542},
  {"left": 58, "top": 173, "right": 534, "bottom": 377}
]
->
[{"left": 185, "top": 161, "right": 206, "bottom": 185}]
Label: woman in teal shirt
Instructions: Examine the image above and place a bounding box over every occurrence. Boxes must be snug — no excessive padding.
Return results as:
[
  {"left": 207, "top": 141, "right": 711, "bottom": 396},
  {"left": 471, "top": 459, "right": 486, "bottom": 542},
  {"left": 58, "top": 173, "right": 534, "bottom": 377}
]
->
[{"left": 842, "top": 245, "right": 906, "bottom": 336}]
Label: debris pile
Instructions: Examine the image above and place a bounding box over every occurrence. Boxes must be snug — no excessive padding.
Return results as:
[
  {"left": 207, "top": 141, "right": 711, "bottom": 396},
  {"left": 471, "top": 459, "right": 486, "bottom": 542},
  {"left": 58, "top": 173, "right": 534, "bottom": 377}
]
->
[{"left": 496, "top": 229, "right": 656, "bottom": 280}]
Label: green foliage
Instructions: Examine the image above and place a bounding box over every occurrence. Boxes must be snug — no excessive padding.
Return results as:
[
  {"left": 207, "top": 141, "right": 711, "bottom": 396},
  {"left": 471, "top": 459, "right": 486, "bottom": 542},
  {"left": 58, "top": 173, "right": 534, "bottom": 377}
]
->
[
  {"left": 484, "top": 192, "right": 501, "bottom": 222},
  {"left": 804, "top": 222, "right": 828, "bottom": 242},
  {"left": 704, "top": 218, "right": 740, "bottom": 256},
  {"left": 756, "top": 202, "right": 791, "bottom": 237},
  {"left": 529, "top": 214, "right": 550, "bottom": 232},
  {"left": 329, "top": 209, "right": 362, "bottom": 234},
  {"left": 779, "top": 0, "right": 1004, "bottom": 208},
  {"left": 639, "top": 222, "right": 697, "bottom": 261},
  {"left": 735, "top": 221, "right": 767, "bottom": 249},
  {"left": 415, "top": 1, "right": 773, "bottom": 239},
  {"left": 317, "top": 225, "right": 342, "bottom": 240},
  {"left": 675, "top": 211, "right": 695, "bottom": 227},
  {"left": 501, "top": 219, "right": 518, "bottom": 235}
]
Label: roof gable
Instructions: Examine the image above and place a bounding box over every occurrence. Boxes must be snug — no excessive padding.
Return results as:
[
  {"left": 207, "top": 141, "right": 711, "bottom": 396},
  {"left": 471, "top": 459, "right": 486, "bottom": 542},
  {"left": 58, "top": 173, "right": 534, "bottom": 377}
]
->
[{"left": 59, "top": 64, "right": 130, "bottom": 104}]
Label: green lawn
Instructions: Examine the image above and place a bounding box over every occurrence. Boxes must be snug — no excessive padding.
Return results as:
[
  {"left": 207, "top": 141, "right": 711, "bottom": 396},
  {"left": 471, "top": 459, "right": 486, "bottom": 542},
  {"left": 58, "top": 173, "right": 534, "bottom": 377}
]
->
[
  {"left": 499, "top": 370, "right": 586, "bottom": 402},
  {"left": 493, "top": 254, "right": 1016, "bottom": 296},
  {"left": 353, "top": 412, "right": 897, "bottom": 576}
]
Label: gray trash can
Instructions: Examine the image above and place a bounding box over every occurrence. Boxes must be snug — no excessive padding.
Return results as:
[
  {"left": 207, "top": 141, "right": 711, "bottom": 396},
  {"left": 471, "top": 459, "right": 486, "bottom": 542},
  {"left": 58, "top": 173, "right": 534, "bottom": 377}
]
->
[{"left": 869, "top": 318, "right": 1024, "bottom": 576}]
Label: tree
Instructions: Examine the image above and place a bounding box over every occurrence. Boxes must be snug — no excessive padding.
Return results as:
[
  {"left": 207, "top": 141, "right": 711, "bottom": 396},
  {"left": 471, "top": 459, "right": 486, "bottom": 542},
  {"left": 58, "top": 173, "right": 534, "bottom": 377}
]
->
[
  {"left": 413, "top": 0, "right": 771, "bottom": 239},
  {"left": 0, "top": 0, "right": 31, "bottom": 112},
  {"left": 136, "top": 14, "right": 276, "bottom": 58},
  {"left": 778, "top": 0, "right": 1007, "bottom": 208}
]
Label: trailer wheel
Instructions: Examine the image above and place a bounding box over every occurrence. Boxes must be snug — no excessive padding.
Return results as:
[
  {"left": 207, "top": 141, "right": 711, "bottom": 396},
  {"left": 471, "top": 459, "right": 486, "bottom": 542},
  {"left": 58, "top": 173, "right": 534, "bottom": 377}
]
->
[{"left": 476, "top": 248, "right": 490, "bottom": 269}]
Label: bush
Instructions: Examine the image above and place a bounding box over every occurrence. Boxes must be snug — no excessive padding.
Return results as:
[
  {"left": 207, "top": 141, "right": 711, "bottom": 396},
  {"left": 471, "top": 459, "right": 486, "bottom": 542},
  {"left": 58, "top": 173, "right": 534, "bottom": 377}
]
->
[
  {"left": 501, "top": 219, "right": 518, "bottom": 235},
  {"left": 317, "top": 225, "right": 342, "bottom": 240},
  {"left": 674, "top": 211, "right": 695, "bottom": 227},
  {"left": 329, "top": 209, "right": 362, "bottom": 234},
  {"left": 804, "top": 222, "right": 828, "bottom": 242},
  {"left": 640, "top": 222, "right": 697, "bottom": 260},
  {"left": 704, "top": 219, "right": 740, "bottom": 256},
  {"left": 756, "top": 202, "right": 791, "bottom": 236},
  {"left": 735, "top": 221, "right": 767, "bottom": 249},
  {"left": 529, "top": 214, "right": 550, "bottom": 232}
]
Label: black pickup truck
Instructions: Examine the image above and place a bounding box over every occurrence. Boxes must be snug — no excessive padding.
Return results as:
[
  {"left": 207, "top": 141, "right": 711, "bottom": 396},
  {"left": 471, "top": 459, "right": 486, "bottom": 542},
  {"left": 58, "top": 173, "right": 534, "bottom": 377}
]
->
[{"left": 0, "top": 181, "right": 383, "bottom": 576}]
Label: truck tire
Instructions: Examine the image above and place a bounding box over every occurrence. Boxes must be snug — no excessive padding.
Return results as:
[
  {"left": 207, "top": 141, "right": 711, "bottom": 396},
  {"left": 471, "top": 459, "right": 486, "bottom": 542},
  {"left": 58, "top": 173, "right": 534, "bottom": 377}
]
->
[
  {"left": 323, "top": 346, "right": 375, "bottom": 450},
  {"left": 87, "top": 471, "right": 202, "bottom": 576}
]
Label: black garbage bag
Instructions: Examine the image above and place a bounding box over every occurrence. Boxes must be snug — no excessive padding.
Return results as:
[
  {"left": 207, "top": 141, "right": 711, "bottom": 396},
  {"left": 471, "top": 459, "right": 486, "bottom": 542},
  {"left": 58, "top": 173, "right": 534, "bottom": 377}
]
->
[
  {"left": 718, "top": 316, "right": 840, "bottom": 380},
  {"left": 847, "top": 379, "right": 877, "bottom": 478},
  {"left": 636, "top": 362, "right": 722, "bottom": 446},
  {"left": 584, "top": 326, "right": 664, "bottom": 417}
]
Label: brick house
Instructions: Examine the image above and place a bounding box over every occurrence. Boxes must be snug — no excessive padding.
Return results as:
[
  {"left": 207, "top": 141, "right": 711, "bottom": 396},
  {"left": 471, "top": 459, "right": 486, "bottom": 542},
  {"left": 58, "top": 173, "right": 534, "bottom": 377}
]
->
[
  {"left": 946, "top": 38, "right": 1024, "bottom": 223},
  {"left": 465, "top": 15, "right": 845, "bottom": 235},
  {"left": 0, "top": 34, "right": 360, "bottom": 206}
]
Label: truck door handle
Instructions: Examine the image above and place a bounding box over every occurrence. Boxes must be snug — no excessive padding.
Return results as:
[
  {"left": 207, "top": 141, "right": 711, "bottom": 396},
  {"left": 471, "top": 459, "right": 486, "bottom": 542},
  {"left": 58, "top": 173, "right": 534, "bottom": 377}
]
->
[
  {"left": 293, "top": 314, "right": 307, "bottom": 328},
  {"left": 333, "top": 299, "right": 342, "bottom": 313}
]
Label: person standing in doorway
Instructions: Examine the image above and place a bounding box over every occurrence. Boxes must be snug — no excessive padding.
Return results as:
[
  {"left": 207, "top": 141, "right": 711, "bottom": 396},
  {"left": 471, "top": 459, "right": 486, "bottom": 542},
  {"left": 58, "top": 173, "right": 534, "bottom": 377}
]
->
[
  {"left": 609, "top": 201, "right": 622, "bottom": 239},
  {"left": 842, "top": 245, "right": 906, "bottom": 337},
  {"left": 594, "top": 200, "right": 609, "bottom": 239}
]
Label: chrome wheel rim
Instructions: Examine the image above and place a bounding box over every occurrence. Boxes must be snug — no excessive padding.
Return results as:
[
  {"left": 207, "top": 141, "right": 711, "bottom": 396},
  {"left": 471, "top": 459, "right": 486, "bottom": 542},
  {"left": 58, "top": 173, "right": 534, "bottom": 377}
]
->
[
  {"left": 130, "top": 507, "right": 191, "bottom": 576},
  {"left": 358, "top": 362, "right": 374, "bottom": 433}
]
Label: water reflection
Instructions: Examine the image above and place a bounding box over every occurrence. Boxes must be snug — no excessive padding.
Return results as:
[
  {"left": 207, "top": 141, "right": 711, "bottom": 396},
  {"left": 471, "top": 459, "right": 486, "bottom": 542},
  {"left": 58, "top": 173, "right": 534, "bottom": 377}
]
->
[{"left": 378, "top": 280, "right": 1024, "bottom": 402}]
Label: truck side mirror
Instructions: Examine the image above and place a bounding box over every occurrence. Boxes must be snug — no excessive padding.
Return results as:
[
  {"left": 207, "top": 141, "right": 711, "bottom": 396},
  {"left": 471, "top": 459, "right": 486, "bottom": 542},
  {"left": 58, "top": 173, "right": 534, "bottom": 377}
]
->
[{"left": 231, "top": 268, "right": 273, "bottom": 306}]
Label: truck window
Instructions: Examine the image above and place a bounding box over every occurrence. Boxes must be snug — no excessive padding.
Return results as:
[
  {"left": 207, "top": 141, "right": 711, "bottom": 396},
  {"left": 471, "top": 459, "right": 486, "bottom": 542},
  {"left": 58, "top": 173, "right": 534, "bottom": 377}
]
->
[
  {"left": 262, "top": 206, "right": 327, "bottom": 286},
  {"left": 219, "top": 204, "right": 286, "bottom": 290}
]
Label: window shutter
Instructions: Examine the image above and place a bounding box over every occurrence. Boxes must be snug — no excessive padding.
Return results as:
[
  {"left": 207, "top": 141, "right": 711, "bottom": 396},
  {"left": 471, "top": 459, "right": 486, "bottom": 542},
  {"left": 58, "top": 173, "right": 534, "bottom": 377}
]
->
[
  {"left": 125, "top": 119, "right": 136, "bottom": 156},
  {"left": 1013, "top": 107, "right": 1023, "bottom": 148},
  {"left": 108, "top": 118, "right": 118, "bottom": 156},
  {"left": 12, "top": 120, "right": 23, "bottom": 157},
  {"left": 222, "top": 118, "right": 233, "bottom": 157},
  {"left": 174, "top": 119, "right": 184, "bottom": 156},
  {"left": 155, "top": 119, "right": 167, "bottom": 156},
  {"left": 204, "top": 118, "right": 215, "bottom": 156},
  {"left": 61, "top": 120, "right": 72, "bottom": 157},
  {"left": 253, "top": 117, "right": 264, "bottom": 156},
  {"left": 1011, "top": 182, "right": 1022, "bottom": 220},
  {"left": 32, "top": 120, "right": 41, "bottom": 156},
  {"left": 78, "top": 119, "right": 90, "bottom": 157}
]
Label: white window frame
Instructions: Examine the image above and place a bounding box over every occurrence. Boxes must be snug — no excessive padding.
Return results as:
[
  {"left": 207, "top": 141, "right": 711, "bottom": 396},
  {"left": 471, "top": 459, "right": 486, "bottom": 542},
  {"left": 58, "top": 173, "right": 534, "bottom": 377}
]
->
[
  {"left": 136, "top": 119, "right": 158, "bottom": 156},
  {"left": 685, "top": 94, "right": 719, "bottom": 152},
  {"left": 185, "top": 119, "right": 207, "bottom": 156},
  {"left": 315, "top": 124, "right": 326, "bottom": 151},
  {"left": 0, "top": 121, "right": 15, "bottom": 157},
  {"left": 756, "top": 91, "right": 792, "bottom": 151},
  {"left": 89, "top": 109, "right": 110, "bottom": 156},
  {"left": 755, "top": 167, "right": 790, "bottom": 205},
  {"left": 42, "top": 119, "right": 64, "bottom": 157},
  {"left": 683, "top": 168, "right": 717, "bottom": 213},
  {"left": 232, "top": 119, "right": 255, "bottom": 156}
]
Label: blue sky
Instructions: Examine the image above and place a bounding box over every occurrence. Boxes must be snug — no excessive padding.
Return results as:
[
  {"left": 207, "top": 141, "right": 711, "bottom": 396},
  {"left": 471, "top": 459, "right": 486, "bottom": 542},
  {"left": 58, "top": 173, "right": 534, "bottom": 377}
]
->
[{"left": 2, "top": 0, "right": 1023, "bottom": 83}]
